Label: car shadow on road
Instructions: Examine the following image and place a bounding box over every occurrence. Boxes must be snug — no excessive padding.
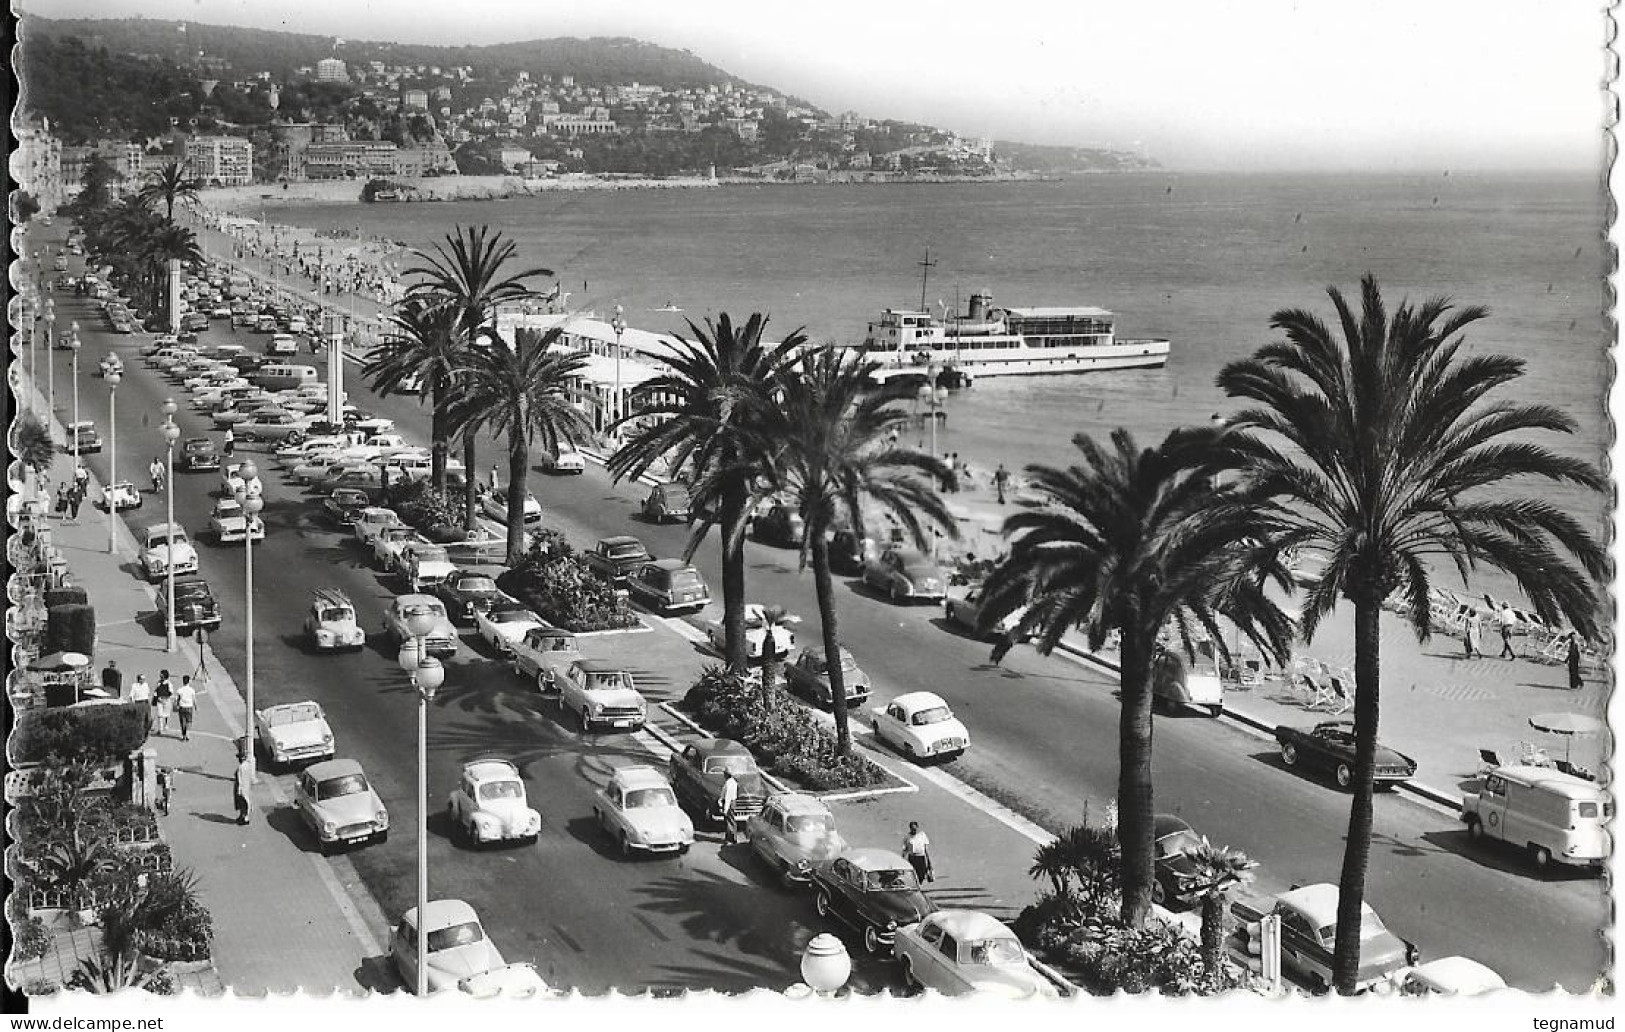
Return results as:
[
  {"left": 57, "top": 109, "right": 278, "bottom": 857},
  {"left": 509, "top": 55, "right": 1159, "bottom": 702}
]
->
[
  {"left": 265, "top": 803, "right": 323, "bottom": 854},
  {"left": 1417, "top": 828, "right": 1605, "bottom": 883},
  {"left": 353, "top": 955, "right": 403, "bottom": 995},
  {"left": 633, "top": 863, "right": 817, "bottom": 986}
]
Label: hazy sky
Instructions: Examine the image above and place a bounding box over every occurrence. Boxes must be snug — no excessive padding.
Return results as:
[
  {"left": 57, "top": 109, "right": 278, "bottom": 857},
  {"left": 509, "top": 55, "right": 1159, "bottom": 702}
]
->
[{"left": 17, "top": 0, "right": 1609, "bottom": 171}]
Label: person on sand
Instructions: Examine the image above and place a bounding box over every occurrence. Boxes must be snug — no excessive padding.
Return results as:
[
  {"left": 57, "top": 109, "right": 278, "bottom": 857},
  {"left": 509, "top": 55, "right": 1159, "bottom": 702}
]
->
[
  {"left": 994, "top": 464, "right": 1011, "bottom": 504},
  {"left": 1566, "top": 633, "right": 1584, "bottom": 691}
]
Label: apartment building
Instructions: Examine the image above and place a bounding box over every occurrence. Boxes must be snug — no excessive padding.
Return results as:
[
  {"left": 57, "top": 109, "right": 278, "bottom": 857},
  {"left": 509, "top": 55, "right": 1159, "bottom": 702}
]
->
[{"left": 185, "top": 135, "right": 254, "bottom": 186}]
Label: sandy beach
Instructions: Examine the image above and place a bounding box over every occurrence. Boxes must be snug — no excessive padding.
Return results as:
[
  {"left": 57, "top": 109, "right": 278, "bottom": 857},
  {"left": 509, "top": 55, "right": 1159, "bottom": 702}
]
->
[{"left": 200, "top": 173, "right": 722, "bottom": 211}]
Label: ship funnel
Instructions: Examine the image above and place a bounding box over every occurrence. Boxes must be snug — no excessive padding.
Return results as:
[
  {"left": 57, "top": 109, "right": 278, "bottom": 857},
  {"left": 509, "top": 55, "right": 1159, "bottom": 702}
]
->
[{"left": 968, "top": 291, "right": 994, "bottom": 321}]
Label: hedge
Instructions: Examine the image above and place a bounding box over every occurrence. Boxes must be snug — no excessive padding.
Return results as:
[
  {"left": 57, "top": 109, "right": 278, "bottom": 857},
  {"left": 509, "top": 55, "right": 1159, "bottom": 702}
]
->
[
  {"left": 45, "top": 603, "right": 96, "bottom": 657},
  {"left": 496, "top": 533, "right": 639, "bottom": 633},
  {"left": 12, "top": 703, "right": 148, "bottom": 765},
  {"left": 45, "top": 586, "right": 89, "bottom": 609}
]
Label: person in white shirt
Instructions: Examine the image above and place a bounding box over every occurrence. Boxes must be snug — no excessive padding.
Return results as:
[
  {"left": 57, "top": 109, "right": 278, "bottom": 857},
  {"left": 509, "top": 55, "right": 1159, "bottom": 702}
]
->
[
  {"left": 902, "top": 821, "right": 934, "bottom": 884},
  {"left": 176, "top": 676, "right": 199, "bottom": 740},
  {"left": 128, "top": 674, "right": 153, "bottom": 734},
  {"left": 1497, "top": 603, "right": 1520, "bottom": 660},
  {"left": 718, "top": 771, "right": 739, "bottom": 845}
]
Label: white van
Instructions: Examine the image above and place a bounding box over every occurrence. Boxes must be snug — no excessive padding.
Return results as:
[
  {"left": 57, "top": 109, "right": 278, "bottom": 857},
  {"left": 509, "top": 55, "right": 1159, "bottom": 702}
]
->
[
  {"left": 252, "top": 364, "right": 320, "bottom": 392},
  {"left": 1462, "top": 765, "right": 1610, "bottom": 869}
]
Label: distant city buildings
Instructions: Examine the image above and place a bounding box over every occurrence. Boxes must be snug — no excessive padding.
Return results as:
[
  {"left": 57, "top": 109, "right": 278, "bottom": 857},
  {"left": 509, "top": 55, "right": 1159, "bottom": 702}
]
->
[
  {"left": 316, "top": 57, "right": 349, "bottom": 83},
  {"left": 14, "top": 122, "right": 62, "bottom": 205},
  {"left": 185, "top": 135, "right": 254, "bottom": 186}
]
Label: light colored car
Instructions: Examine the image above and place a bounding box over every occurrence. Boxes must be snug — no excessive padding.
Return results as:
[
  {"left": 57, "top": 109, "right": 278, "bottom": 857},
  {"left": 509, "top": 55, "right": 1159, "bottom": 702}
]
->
[
  {"left": 304, "top": 588, "right": 366, "bottom": 651},
  {"left": 374, "top": 526, "right": 431, "bottom": 571},
  {"left": 559, "top": 659, "right": 647, "bottom": 733},
  {"left": 782, "top": 646, "right": 872, "bottom": 708},
  {"left": 140, "top": 522, "right": 199, "bottom": 581},
  {"left": 254, "top": 701, "right": 335, "bottom": 770},
  {"left": 445, "top": 758, "right": 542, "bottom": 846},
  {"left": 97, "top": 354, "right": 124, "bottom": 378},
  {"left": 380, "top": 595, "right": 459, "bottom": 657},
  {"left": 1380, "top": 957, "right": 1507, "bottom": 996},
  {"left": 290, "top": 452, "right": 351, "bottom": 484},
  {"left": 542, "top": 443, "right": 586, "bottom": 474},
  {"left": 399, "top": 542, "right": 456, "bottom": 591},
  {"left": 237, "top": 408, "right": 311, "bottom": 444},
  {"left": 944, "top": 584, "right": 1028, "bottom": 640},
  {"left": 352, "top": 506, "right": 405, "bottom": 546},
  {"left": 1263, "top": 883, "right": 1418, "bottom": 992},
  {"left": 292, "top": 758, "right": 389, "bottom": 854},
  {"left": 744, "top": 792, "right": 846, "bottom": 886},
  {"left": 474, "top": 597, "right": 547, "bottom": 655},
  {"left": 509, "top": 624, "right": 582, "bottom": 693},
  {"left": 700, "top": 603, "right": 798, "bottom": 661},
  {"left": 894, "top": 910, "right": 1059, "bottom": 998},
  {"left": 101, "top": 481, "right": 143, "bottom": 513},
  {"left": 276, "top": 435, "right": 349, "bottom": 464},
  {"left": 207, "top": 498, "right": 266, "bottom": 544},
  {"left": 871, "top": 691, "right": 970, "bottom": 761},
  {"left": 862, "top": 548, "right": 948, "bottom": 603},
  {"left": 390, "top": 899, "right": 548, "bottom": 997},
  {"left": 67, "top": 421, "right": 103, "bottom": 454},
  {"left": 591, "top": 765, "right": 694, "bottom": 857},
  {"left": 220, "top": 461, "right": 248, "bottom": 498},
  {"left": 480, "top": 487, "right": 543, "bottom": 526}
]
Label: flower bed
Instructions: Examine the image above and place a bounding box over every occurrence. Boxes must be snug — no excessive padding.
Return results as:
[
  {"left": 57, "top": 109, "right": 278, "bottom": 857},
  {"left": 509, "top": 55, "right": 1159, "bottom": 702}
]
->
[
  {"left": 680, "top": 667, "right": 887, "bottom": 791},
  {"left": 495, "top": 532, "right": 639, "bottom": 633}
]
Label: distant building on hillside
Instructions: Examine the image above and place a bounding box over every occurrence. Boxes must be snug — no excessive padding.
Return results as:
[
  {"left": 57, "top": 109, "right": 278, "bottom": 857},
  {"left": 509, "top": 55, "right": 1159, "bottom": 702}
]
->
[
  {"left": 302, "top": 141, "right": 398, "bottom": 180},
  {"left": 404, "top": 89, "right": 429, "bottom": 110},
  {"left": 60, "top": 140, "right": 143, "bottom": 192},
  {"left": 540, "top": 114, "right": 618, "bottom": 136},
  {"left": 185, "top": 135, "right": 254, "bottom": 186},
  {"left": 395, "top": 141, "right": 459, "bottom": 177},
  {"left": 316, "top": 58, "right": 348, "bottom": 83},
  {"left": 14, "top": 122, "right": 62, "bottom": 207}
]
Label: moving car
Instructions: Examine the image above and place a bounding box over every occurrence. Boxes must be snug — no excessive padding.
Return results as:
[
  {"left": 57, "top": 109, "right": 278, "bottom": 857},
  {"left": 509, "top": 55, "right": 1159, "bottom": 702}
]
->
[
  {"left": 292, "top": 758, "right": 389, "bottom": 854},
  {"left": 480, "top": 487, "right": 543, "bottom": 526},
  {"left": 351, "top": 506, "right": 405, "bottom": 546},
  {"left": 437, "top": 570, "right": 504, "bottom": 623},
  {"left": 1461, "top": 764, "right": 1610, "bottom": 869},
  {"left": 745, "top": 792, "right": 846, "bottom": 886},
  {"left": 625, "top": 559, "right": 711, "bottom": 615},
  {"left": 669, "top": 739, "right": 766, "bottom": 824},
  {"left": 700, "top": 603, "right": 797, "bottom": 661},
  {"left": 398, "top": 542, "right": 455, "bottom": 592},
  {"left": 235, "top": 408, "right": 310, "bottom": 444},
  {"left": 445, "top": 759, "right": 542, "bottom": 846},
  {"left": 321, "top": 488, "right": 372, "bottom": 530},
  {"left": 809, "top": 847, "right": 938, "bottom": 955},
  {"left": 862, "top": 548, "right": 947, "bottom": 603},
  {"left": 1151, "top": 814, "right": 1206, "bottom": 907},
  {"left": 254, "top": 701, "right": 335, "bottom": 770},
  {"left": 390, "top": 899, "right": 548, "bottom": 996},
  {"left": 641, "top": 482, "right": 692, "bottom": 523},
  {"left": 474, "top": 597, "right": 547, "bottom": 655},
  {"left": 66, "top": 421, "right": 103, "bottom": 454},
  {"left": 509, "top": 625, "right": 581, "bottom": 693},
  {"left": 871, "top": 691, "right": 970, "bottom": 762},
  {"left": 782, "top": 646, "right": 872, "bottom": 708},
  {"left": 944, "top": 584, "right": 1027, "bottom": 641},
  {"left": 379, "top": 595, "right": 459, "bottom": 657},
  {"left": 542, "top": 443, "right": 586, "bottom": 474},
  {"left": 1236, "top": 883, "right": 1417, "bottom": 993},
  {"left": 751, "top": 503, "right": 804, "bottom": 547},
  {"left": 304, "top": 588, "right": 366, "bottom": 652},
  {"left": 893, "top": 910, "right": 1058, "bottom": 998},
  {"left": 372, "top": 525, "right": 430, "bottom": 571},
  {"left": 1381, "top": 957, "right": 1507, "bottom": 996},
  {"left": 180, "top": 437, "right": 220, "bottom": 472},
  {"left": 828, "top": 528, "right": 878, "bottom": 575},
  {"left": 591, "top": 765, "right": 694, "bottom": 857},
  {"left": 101, "top": 481, "right": 143, "bottom": 513},
  {"left": 141, "top": 522, "right": 199, "bottom": 581},
  {"left": 1275, "top": 721, "right": 1417, "bottom": 791},
  {"left": 558, "top": 660, "right": 647, "bottom": 733},
  {"left": 207, "top": 498, "right": 266, "bottom": 545},
  {"left": 97, "top": 353, "right": 123, "bottom": 378},
  {"left": 1152, "top": 639, "right": 1225, "bottom": 716},
  {"left": 582, "top": 535, "right": 652, "bottom": 584},
  {"left": 158, "top": 577, "right": 222, "bottom": 633}
]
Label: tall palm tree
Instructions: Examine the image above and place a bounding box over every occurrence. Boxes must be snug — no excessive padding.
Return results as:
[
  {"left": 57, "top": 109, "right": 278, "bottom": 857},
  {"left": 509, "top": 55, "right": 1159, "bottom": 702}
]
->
[
  {"left": 606, "top": 313, "right": 807, "bottom": 672},
  {"left": 139, "top": 223, "right": 203, "bottom": 322},
  {"left": 447, "top": 326, "right": 592, "bottom": 564},
  {"left": 363, "top": 296, "right": 463, "bottom": 495},
  {"left": 1184, "top": 840, "right": 1256, "bottom": 982},
  {"left": 404, "top": 225, "right": 553, "bottom": 530},
  {"left": 138, "top": 160, "right": 202, "bottom": 223},
  {"left": 977, "top": 428, "right": 1295, "bottom": 929},
  {"left": 742, "top": 347, "right": 955, "bottom": 751},
  {"left": 1213, "top": 274, "right": 1606, "bottom": 992}
]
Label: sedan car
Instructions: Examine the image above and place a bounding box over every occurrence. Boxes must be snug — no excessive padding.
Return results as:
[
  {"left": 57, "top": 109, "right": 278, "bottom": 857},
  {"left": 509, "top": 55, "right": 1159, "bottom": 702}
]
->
[
  {"left": 207, "top": 498, "right": 266, "bottom": 545},
  {"left": 894, "top": 910, "right": 1058, "bottom": 998},
  {"left": 782, "top": 646, "right": 872, "bottom": 708},
  {"left": 480, "top": 487, "right": 543, "bottom": 526},
  {"left": 745, "top": 793, "right": 846, "bottom": 886},
  {"left": 751, "top": 503, "right": 804, "bottom": 547},
  {"left": 700, "top": 603, "right": 797, "bottom": 661},
  {"left": 254, "top": 701, "right": 335, "bottom": 770},
  {"left": 625, "top": 559, "right": 711, "bottom": 615},
  {"left": 1151, "top": 814, "right": 1207, "bottom": 907},
  {"left": 292, "top": 759, "right": 389, "bottom": 854},
  {"left": 66, "top": 421, "right": 103, "bottom": 455},
  {"left": 158, "top": 577, "right": 222, "bottom": 634},
  {"left": 352, "top": 506, "right": 405, "bottom": 546},
  {"left": 871, "top": 691, "right": 970, "bottom": 762},
  {"left": 1260, "top": 883, "right": 1418, "bottom": 992},
  {"left": 542, "top": 443, "right": 586, "bottom": 474},
  {"left": 828, "top": 529, "right": 879, "bottom": 576},
  {"left": 509, "top": 625, "right": 582, "bottom": 693},
  {"left": 180, "top": 437, "right": 220, "bottom": 472},
  {"left": 862, "top": 548, "right": 947, "bottom": 603},
  {"left": 591, "top": 765, "right": 694, "bottom": 857},
  {"left": 390, "top": 899, "right": 547, "bottom": 996},
  {"left": 668, "top": 739, "right": 766, "bottom": 824},
  {"left": 321, "top": 488, "right": 373, "bottom": 529},
  {"left": 379, "top": 595, "right": 459, "bottom": 657},
  {"left": 1275, "top": 720, "right": 1418, "bottom": 791},
  {"left": 810, "top": 848, "right": 938, "bottom": 955},
  {"left": 1381, "top": 957, "right": 1507, "bottom": 996},
  {"left": 558, "top": 660, "right": 646, "bottom": 733},
  {"left": 445, "top": 759, "right": 541, "bottom": 847},
  {"left": 944, "top": 584, "right": 1028, "bottom": 640},
  {"left": 437, "top": 570, "right": 504, "bottom": 623},
  {"left": 100, "top": 481, "right": 143, "bottom": 513},
  {"left": 474, "top": 598, "right": 547, "bottom": 655},
  {"left": 641, "top": 482, "right": 692, "bottom": 523},
  {"left": 304, "top": 588, "right": 366, "bottom": 652}
]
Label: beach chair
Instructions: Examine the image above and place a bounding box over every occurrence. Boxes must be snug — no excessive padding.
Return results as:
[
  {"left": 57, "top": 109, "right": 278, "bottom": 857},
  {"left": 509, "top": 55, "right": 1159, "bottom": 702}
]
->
[
  {"left": 1237, "top": 660, "right": 1263, "bottom": 691},
  {"left": 1533, "top": 631, "right": 1571, "bottom": 666},
  {"left": 1295, "top": 659, "right": 1336, "bottom": 710},
  {"left": 1517, "top": 741, "right": 1554, "bottom": 768},
  {"left": 1477, "top": 748, "right": 1503, "bottom": 776},
  {"left": 1320, "top": 672, "right": 1353, "bottom": 715}
]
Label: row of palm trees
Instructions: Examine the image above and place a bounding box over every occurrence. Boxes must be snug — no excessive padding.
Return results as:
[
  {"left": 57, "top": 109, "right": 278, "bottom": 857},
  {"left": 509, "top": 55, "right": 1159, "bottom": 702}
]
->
[
  {"left": 359, "top": 226, "right": 1604, "bottom": 995},
  {"left": 70, "top": 159, "right": 206, "bottom": 328}
]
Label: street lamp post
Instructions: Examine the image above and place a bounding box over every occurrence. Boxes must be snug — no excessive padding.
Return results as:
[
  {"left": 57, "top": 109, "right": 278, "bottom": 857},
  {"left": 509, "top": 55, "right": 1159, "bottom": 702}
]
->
[
  {"left": 160, "top": 400, "right": 180, "bottom": 652},
  {"left": 917, "top": 367, "right": 948, "bottom": 464},
  {"left": 398, "top": 617, "right": 446, "bottom": 998},
  {"left": 610, "top": 305, "right": 626, "bottom": 438},
  {"left": 106, "top": 369, "right": 122, "bottom": 553},
  {"left": 233, "top": 462, "right": 265, "bottom": 782},
  {"left": 69, "top": 327, "right": 82, "bottom": 466},
  {"left": 44, "top": 302, "right": 56, "bottom": 417}
]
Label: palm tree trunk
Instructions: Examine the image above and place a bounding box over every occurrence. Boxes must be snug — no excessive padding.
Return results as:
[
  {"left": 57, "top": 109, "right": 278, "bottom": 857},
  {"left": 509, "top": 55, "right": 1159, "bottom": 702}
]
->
[
  {"left": 462, "top": 433, "right": 478, "bottom": 532},
  {"left": 719, "top": 474, "right": 749, "bottom": 673},
  {"left": 1332, "top": 597, "right": 1381, "bottom": 994},
  {"left": 810, "top": 537, "right": 851, "bottom": 755},
  {"left": 430, "top": 375, "right": 448, "bottom": 498},
  {"left": 1200, "top": 892, "right": 1226, "bottom": 983},
  {"left": 1117, "top": 627, "right": 1157, "bottom": 928},
  {"left": 505, "top": 427, "right": 529, "bottom": 566}
]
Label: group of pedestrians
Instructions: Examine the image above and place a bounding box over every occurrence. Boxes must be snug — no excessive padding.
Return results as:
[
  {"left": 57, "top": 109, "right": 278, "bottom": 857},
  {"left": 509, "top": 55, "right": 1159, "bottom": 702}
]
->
[
  {"left": 101, "top": 659, "right": 201, "bottom": 740},
  {"left": 1458, "top": 600, "right": 1587, "bottom": 691},
  {"left": 52, "top": 463, "right": 91, "bottom": 521}
]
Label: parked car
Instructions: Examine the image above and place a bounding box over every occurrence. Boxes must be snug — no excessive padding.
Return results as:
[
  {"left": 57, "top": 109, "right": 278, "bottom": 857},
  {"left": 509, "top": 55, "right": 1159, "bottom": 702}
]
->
[
  {"left": 389, "top": 899, "right": 548, "bottom": 997},
  {"left": 352, "top": 506, "right": 405, "bottom": 546},
  {"left": 97, "top": 353, "right": 123, "bottom": 378},
  {"left": 321, "top": 488, "right": 373, "bottom": 529},
  {"left": 509, "top": 625, "right": 582, "bottom": 693},
  {"left": 862, "top": 548, "right": 947, "bottom": 603},
  {"left": 1380, "top": 957, "right": 1507, "bottom": 996},
  {"left": 871, "top": 691, "right": 970, "bottom": 762},
  {"left": 1150, "top": 814, "right": 1206, "bottom": 907},
  {"left": 445, "top": 758, "right": 542, "bottom": 847},
  {"left": 893, "top": 910, "right": 1058, "bottom": 997},
  {"left": 480, "top": 487, "right": 543, "bottom": 526},
  {"left": 828, "top": 528, "right": 879, "bottom": 575},
  {"left": 373, "top": 525, "right": 431, "bottom": 571},
  {"left": 541, "top": 443, "right": 586, "bottom": 474},
  {"left": 180, "top": 311, "right": 210, "bottom": 332},
  {"left": 744, "top": 793, "right": 846, "bottom": 886},
  {"left": 751, "top": 503, "right": 805, "bottom": 547},
  {"left": 809, "top": 848, "right": 938, "bottom": 955},
  {"left": 944, "top": 584, "right": 1028, "bottom": 640},
  {"left": 699, "top": 603, "right": 798, "bottom": 661},
  {"left": 180, "top": 437, "right": 221, "bottom": 472},
  {"left": 1239, "top": 883, "right": 1418, "bottom": 993},
  {"left": 292, "top": 758, "right": 389, "bottom": 854},
  {"left": 668, "top": 739, "right": 766, "bottom": 824},
  {"left": 379, "top": 595, "right": 459, "bottom": 657},
  {"left": 474, "top": 597, "right": 547, "bottom": 655},
  {"left": 641, "top": 482, "right": 692, "bottom": 523},
  {"left": 437, "top": 570, "right": 504, "bottom": 623},
  {"left": 1461, "top": 764, "right": 1610, "bottom": 870},
  {"left": 582, "top": 535, "right": 652, "bottom": 584},
  {"left": 254, "top": 701, "right": 335, "bottom": 770},
  {"left": 591, "top": 765, "right": 694, "bottom": 857},
  {"left": 304, "top": 588, "right": 366, "bottom": 652},
  {"left": 236, "top": 408, "right": 310, "bottom": 444},
  {"left": 398, "top": 542, "right": 456, "bottom": 592},
  {"left": 100, "top": 481, "right": 143, "bottom": 513},
  {"left": 158, "top": 577, "right": 222, "bottom": 633},
  {"left": 207, "top": 498, "right": 266, "bottom": 545},
  {"left": 782, "top": 646, "right": 872, "bottom": 708},
  {"left": 625, "top": 559, "right": 711, "bottom": 615},
  {"left": 558, "top": 659, "right": 647, "bottom": 733},
  {"left": 141, "top": 522, "right": 199, "bottom": 581},
  {"left": 1275, "top": 720, "right": 1417, "bottom": 791},
  {"left": 66, "top": 421, "right": 103, "bottom": 454}
]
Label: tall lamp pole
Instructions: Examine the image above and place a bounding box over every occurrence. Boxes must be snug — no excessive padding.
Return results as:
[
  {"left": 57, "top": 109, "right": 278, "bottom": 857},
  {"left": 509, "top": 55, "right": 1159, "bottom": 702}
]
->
[
  {"left": 160, "top": 401, "right": 180, "bottom": 652},
  {"left": 610, "top": 305, "right": 626, "bottom": 438},
  {"left": 69, "top": 326, "right": 82, "bottom": 466},
  {"left": 233, "top": 462, "right": 265, "bottom": 782},
  {"left": 44, "top": 302, "right": 56, "bottom": 417},
  {"left": 106, "top": 369, "right": 122, "bottom": 552},
  {"left": 398, "top": 616, "right": 445, "bottom": 997},
  {"left": 918, "top": 367, "right": 948, "bottom": 461}
]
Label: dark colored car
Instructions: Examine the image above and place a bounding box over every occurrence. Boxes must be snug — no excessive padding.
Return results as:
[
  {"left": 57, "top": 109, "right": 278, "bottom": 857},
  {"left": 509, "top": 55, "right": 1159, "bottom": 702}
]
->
[
  {"left": 828, "top": 529, "right": 878, "bottom": 576},
  {"left": 582, "top": 535, "right": 653, "bottom": 585},
  {"left": 641, "top": 483, "right": 692, "bottom": 524},
  {"left": 668, "top": 739, "right": 766, "bottom": 824},
  {"left": 159, "top": 577, "right": 223, "bottom": 633},
  {"left": 321, "top": 488, "right": 372, "bottom": 529},
  {"left": 181, "top": 437, "right": 220, "bottom": 472},
  {"left": 809, "top": 847, "right": 938, "bottom": 955},
  {"left": 228, "top": 354, "right": 272, "bottom": 374},
  {"left": 1275, "top": 720, "right": 1418, "bottom": 791},
  {"left": 625, "top": 559, "right": 711, "bottom": 615},
  {"left": 1151, "top": 814, "right": 1206, "bottom": 907},
  {"left": 436, "top": 570, "right": 504, "bottom": 624},
  {"left": 752, "top": 503, "right": 805, "bottom": 548},
  {"left": 782, "top": 646, "right": 872, "bottom": 708}
]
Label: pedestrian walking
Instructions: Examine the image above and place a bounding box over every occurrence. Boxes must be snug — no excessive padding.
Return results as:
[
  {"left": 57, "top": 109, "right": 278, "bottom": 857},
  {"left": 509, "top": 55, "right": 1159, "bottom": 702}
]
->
[
  {"left": 73, "top": 463, "right": 90, "bottom": 495},
  {"left": 1464, "top": 614, "right": 1483, "bottom": 659},
  {"left": 176, "top": 676, "right": 198, "bottom": 740},
  {"left": 718, "top": 770, "right": 739, "bottom": 845},
  {"left": 407, "top": 550, "right": 421, "bottom": 593},
  {"left": 67, "top": 481, "right": 85, "bottom": 522},
  {"left": 1497, "top": 603, "right": 1520, "bottom": 660},
  {"left": 233, "top": 754, "right": 253, "bottom": 825},
  {"left": 489, "top": 464, "right": 500, "bottom": 492},
  {"left": 223, "top": 427, "right": 235, "bottom": 457},
  {"left": 100, "top": 659, "right": 123, "bottom": 699},
  {"left": 149, "top": 457, "right": 164, "bottom": 494},
  {"left": 902, "top": 821, "right": 935, "bottom": 884},
  {"left": 155, "top": 765, "right": 175, "bottom": 817},
  {"left": 129, "top": 673, "right": 152, "bottom": 733},
  {"left": 154, "top": 670, "right": 175, "bottom": 736},
  {"left": 1566, "top": 633, "right": 1584, "bottom": 691},
  {"left": 994, "top": 463, "right": 1011, "bottom": 505},
  {"left": 54, "top": 482, "right": 70, "bottom": 520}
]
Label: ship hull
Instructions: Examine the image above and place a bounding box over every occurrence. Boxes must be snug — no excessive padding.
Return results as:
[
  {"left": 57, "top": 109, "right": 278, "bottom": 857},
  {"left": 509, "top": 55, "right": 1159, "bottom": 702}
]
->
[{"left": 864, "top": 338, "right": 1170, "bottom": 385}]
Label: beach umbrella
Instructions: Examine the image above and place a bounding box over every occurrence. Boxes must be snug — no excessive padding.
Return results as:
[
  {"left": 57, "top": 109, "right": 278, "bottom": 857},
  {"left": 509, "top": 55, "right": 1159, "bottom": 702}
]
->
[{"left": 1527, "top": 712, "right": 1606, "bottom": 762}]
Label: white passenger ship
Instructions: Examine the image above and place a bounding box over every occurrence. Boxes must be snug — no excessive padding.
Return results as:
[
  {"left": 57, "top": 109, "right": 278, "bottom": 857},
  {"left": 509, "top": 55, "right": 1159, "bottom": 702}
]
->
[{"left": 855, "top": 291, "right": 1171, "bottom": 385}]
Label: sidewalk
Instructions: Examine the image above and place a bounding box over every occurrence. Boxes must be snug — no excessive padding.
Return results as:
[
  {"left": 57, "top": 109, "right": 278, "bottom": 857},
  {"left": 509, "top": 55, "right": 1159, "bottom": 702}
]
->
[{"left": 12, "top": 377, "right": 390, "bottom": 995}]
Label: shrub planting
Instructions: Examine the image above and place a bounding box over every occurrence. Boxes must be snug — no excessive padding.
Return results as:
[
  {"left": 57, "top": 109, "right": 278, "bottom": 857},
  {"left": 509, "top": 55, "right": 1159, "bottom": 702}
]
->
[
  {"left": 384, "top": 478, "right": 459, "bottom": 539},
  {"left": 11, "top": 704, "right": 147, "bottom": 765},
  {"left": 44, "top": 603, "right": 96, "bottom": 657},
  {"left": 44, "top": 586, "right": 89, "bottom": 609},
  {"left": 496, "top": 534, "right": 638, "bottom": 632}
]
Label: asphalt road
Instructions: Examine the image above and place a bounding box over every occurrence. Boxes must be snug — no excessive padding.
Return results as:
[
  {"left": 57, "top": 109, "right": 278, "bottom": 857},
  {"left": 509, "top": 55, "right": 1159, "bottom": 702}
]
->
[{"left": 43, "top": 261, "right": 1609, "bottom": 993}]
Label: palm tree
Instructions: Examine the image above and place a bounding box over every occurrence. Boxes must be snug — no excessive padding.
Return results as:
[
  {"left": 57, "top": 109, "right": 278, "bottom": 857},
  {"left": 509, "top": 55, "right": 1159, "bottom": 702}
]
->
[
  {"left": 1184, "top": 839, "right": 1256, "bottom": 982},
  {"left": 606, "top": 313, "right": 807, "bottom": 673},
  {"left": 447, "top": 326, "right": 592, "bottom": 564},
  {"left": 743, "top": 347, "right": 955, "bottom": 751},
  {"left": 977, "top": 429, "right": 1296, "bottom": 929},
  {"left": 138, "top": 160, "right": 202, "bottom": 223},
  {"left": 403, "top": 225, "right": 553, "bottom": 530},
  {"left": 363, "top": 296, "right": 463, "bottom": 495},
  {"left": 1213, "top": 274, "right": 1607, "bottom": 992},
  {"left": 139, "top": 223, "right": 203, "bottom": 323},
  {"left": 13, "top": 413, "right": 55, "bottom": 502},
  {"left": 752, "top": 603, "right": 798, "bottom": 706}
]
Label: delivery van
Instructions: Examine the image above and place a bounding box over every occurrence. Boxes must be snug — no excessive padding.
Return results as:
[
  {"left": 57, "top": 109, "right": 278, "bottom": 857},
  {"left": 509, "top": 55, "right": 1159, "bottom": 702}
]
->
[
  {"left": 1152, "top": 637, "right": 1225, "bottom": 716},
  {"left": 1462, "top": 765, "right": 1610, "bottom": 869},
  {"left": 252, "top": 364, "right": 319, "bottom": 392}
]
